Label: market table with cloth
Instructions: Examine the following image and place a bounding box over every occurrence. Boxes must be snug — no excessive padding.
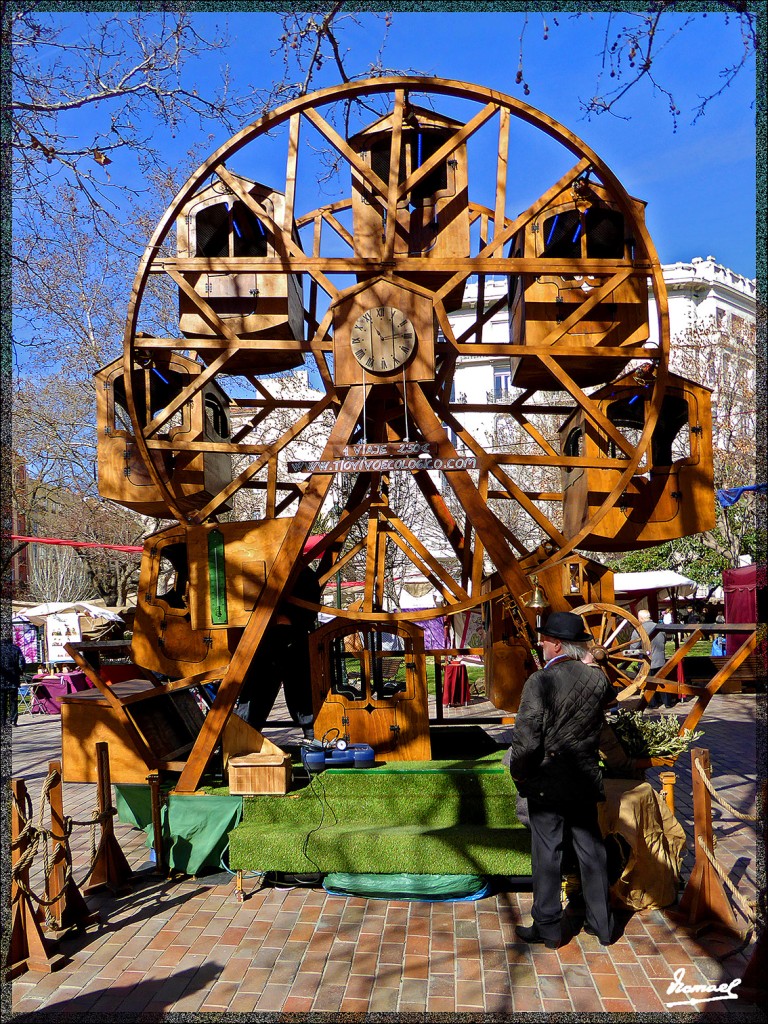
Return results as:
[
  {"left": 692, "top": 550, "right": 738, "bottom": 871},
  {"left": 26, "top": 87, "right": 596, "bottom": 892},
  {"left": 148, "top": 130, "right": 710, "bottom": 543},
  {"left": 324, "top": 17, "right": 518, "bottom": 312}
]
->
[
  {"left": 30, "top": 670, "right": 92, "bottom": 714},
  {"left": 442, "top": 661, "right": 470, "bottom": 706}
]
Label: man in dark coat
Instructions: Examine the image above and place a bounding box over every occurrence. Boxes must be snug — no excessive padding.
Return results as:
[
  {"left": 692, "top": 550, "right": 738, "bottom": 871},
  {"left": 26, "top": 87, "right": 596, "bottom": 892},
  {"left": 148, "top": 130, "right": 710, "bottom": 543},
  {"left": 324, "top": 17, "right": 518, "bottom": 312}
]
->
[
  {"left": 507, "top": 611, "right": 615, "bottom": 949},
  {"left": 1, "top": 638, "right": 27, "bottom": 727}
]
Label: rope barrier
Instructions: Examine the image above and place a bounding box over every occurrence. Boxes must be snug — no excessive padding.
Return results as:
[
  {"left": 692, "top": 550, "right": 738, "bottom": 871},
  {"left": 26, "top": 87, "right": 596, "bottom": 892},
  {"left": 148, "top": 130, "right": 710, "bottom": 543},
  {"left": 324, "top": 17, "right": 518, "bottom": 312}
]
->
[
  {"left": 694, "top": 757, "right": 759, "bottom": 822},
  {"left": 9, "top": 767, "right": 118, "bottom": 912},
  {"left": 696, "top": 835, "right": 759, "bottom": 925},
  {"left": 678, "top": 746, "right": 761, "bottom": 950}
]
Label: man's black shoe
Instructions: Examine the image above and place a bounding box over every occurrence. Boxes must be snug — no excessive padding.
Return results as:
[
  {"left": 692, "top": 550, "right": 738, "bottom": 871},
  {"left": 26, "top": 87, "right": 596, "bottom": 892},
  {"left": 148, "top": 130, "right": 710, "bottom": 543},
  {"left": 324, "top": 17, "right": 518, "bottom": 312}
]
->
[
  {"left": 515, "top": 924, "right": 562, "bottom": 950},
  {"left": 583, "top": 924, "right": 614, "bottom": 946}
]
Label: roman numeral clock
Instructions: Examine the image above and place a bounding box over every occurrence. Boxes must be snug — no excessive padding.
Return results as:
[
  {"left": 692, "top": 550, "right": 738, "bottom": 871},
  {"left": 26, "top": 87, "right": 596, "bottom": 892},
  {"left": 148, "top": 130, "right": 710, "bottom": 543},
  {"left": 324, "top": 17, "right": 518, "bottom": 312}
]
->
[
  {"left": 352, "top": 307, "right": 415, "bottom": 373},
  {"left": 331, "top": 279, "right": 434, "bottom": 386}
]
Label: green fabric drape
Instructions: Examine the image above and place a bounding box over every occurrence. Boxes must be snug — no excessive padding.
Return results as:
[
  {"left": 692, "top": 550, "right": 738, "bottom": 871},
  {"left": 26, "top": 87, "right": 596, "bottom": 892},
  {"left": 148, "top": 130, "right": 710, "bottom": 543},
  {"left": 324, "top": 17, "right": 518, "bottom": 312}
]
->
[{"left": 116, "top": 785, "right": 243, "bottom": 875}]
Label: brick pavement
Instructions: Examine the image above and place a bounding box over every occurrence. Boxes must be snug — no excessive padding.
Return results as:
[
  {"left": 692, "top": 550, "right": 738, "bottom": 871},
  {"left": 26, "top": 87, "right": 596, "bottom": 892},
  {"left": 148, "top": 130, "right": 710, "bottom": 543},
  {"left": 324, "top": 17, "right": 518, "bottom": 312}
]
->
[{"left": 3, "top": 691, "right": 764, "bottom": 1018}]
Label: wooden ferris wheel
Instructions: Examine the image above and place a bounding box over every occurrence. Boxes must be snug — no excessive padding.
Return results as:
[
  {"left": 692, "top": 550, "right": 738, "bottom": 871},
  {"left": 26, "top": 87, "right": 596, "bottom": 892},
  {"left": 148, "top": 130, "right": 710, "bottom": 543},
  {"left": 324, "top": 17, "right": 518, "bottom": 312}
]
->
[{"left": 93, "top": 78, "right": 715, "bottom": 790}]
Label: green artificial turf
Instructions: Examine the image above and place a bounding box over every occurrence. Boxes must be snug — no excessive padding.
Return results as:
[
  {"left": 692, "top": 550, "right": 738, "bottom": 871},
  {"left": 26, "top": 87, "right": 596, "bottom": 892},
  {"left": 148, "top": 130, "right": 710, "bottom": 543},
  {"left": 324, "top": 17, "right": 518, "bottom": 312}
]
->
[{"left": 225, "top": 754, "right": 532, "bottom": 876}]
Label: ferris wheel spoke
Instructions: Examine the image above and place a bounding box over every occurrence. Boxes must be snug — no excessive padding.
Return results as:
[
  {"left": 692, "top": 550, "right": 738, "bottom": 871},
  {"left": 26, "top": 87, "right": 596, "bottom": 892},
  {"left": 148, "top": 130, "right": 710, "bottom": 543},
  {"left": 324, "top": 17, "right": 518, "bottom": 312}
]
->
[
  {"left": 604, "top": 619, "right": 628, "bottom": 648},
  {"left": 597, "top": 611, "right": 610, "bottom": 646},
  {"left": 439, "top": 404, "right": 566, "bottom": 546},
  {"left": 302, "top": 107, "right": 390, "bottom": 210},
  {"left": 610, "top": 664, "right": 634, "bottom": 686},
  {"left": 537, "top": 355, "right": 638, "bottom": 460}
]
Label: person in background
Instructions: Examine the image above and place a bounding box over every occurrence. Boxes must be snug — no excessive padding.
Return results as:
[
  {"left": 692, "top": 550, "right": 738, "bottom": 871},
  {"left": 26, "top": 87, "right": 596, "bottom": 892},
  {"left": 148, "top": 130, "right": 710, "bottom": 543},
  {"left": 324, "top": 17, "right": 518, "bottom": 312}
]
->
[
  {"left": 635, "top": 610, "right": 675, "bottom": 708},
  {"left": 711, "top": 611, "right": 727, "bottom": 656},
  {"left": 1, "top": 637, "right": 27, "bottom": 727},
  {"left": 239, "top": 565, "right": 321, "bottom": 740},
  {"left": 507, "top": 611, "right": 615, "bottom": 949}
]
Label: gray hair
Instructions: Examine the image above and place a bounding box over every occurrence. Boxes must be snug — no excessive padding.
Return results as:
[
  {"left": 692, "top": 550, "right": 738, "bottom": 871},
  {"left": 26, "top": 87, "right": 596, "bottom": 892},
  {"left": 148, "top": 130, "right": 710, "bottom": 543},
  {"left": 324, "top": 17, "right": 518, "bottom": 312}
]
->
[{"left": 558, "top": 639, "right": 592, "bottom": 661}]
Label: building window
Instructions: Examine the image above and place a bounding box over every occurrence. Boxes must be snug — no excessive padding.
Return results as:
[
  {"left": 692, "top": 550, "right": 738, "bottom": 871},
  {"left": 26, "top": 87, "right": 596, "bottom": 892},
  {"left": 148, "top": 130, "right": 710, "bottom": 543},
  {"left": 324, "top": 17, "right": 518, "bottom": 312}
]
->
[{"left": 493, "top": 369, "right": 511, "bottom": 401}]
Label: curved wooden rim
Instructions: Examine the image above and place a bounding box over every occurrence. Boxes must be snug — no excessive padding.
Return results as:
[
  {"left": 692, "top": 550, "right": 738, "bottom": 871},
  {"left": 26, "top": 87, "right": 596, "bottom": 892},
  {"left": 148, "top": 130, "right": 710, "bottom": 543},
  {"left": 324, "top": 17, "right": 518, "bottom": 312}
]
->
[
  {"left": 121, "top": 76, "right": 670, "bottom": 606},
  {"left": 289, "top": 583, "right": 510, "bottom": 623}
]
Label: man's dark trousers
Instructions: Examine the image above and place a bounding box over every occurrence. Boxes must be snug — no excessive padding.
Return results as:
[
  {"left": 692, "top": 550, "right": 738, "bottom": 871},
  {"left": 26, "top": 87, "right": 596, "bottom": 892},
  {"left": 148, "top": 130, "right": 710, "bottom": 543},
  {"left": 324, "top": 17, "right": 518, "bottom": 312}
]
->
[{"left": 527, "top": 796, "right": 614, "bottom": 945}]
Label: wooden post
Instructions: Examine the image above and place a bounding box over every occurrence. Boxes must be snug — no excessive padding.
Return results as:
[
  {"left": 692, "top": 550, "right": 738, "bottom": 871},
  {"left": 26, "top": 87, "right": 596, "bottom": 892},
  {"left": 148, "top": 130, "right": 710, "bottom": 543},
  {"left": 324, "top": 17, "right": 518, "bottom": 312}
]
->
[
  {"left": 45, "top": 761, "right": 99, "bottom": 934},
  {"left": 173, "top": 387, "right": 365, "bottom": 794},
  {"left": 740, "top": 779, "right": 767, "bottom": 1002},
  {"left": 83, "top": 742, "right": 133, "bottom": 894},
  {"left": 675, "top": 748, "right": 740, "bottom": 935},
  {"left": 5, "top": 779, "right": 65, "bottom": 978},
  {"left": 659, "top": 772, "right": 676, "bottom": 817},
  {"left": 147, "top": 772, "right": 166, "bottom": 875}
]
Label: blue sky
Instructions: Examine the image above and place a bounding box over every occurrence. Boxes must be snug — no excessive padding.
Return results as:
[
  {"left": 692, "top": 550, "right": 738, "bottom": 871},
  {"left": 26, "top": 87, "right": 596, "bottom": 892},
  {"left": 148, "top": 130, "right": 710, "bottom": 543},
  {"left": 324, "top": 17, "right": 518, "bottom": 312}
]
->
[
  {"left": 29, "top": 9, "right": 758, "bottom": 279},
  {"left": 170, "top": 8, "right": 757, "bottom": 280}
]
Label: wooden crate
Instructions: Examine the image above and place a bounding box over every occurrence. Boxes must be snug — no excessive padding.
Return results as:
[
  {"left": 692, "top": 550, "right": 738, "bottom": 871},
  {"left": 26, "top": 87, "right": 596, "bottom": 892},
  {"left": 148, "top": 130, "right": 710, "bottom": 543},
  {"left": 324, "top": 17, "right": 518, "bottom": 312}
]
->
[{"left": 228, "top": 753, "right": 293, "bottom": 796}]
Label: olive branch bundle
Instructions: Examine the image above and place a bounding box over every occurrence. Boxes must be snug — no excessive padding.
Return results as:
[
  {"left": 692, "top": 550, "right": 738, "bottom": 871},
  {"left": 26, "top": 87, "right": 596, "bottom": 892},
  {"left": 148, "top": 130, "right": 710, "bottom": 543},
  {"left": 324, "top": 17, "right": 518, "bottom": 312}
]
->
[{"left": 609, "top": 709, "right": 703, "bottom": 760}]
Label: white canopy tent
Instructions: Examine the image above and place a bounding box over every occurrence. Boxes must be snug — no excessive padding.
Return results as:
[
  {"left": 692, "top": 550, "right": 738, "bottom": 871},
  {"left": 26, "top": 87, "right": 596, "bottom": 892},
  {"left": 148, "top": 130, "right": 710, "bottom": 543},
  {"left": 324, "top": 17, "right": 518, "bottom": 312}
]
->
[
  {"left": 612, "top": 570, "right": 697, "bottom": 601},
  {"left": 17, "top": 601, "right": 123, "bottom": 626},
  {"left": 15, "top": 601, "right": 123, "bottom": 664}
]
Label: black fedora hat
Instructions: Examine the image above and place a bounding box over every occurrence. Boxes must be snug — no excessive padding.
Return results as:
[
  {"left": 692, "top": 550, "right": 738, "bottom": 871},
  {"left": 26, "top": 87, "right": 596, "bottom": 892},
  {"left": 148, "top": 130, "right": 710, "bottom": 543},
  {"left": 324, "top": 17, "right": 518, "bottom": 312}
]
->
[{"left": 538, "top": 611, "right": 592, "bottom": 642}]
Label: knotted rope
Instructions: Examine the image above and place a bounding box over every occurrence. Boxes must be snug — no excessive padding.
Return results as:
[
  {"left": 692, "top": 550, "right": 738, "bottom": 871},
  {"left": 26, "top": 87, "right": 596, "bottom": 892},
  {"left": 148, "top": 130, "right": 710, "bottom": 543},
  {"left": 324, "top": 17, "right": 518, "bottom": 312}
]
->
[
  {"left": 694, "top": 756, "right": 758, "bottom": 822},
  {"left": 690, "top": 754, "right": 761, "bottom": 951},
  {"left": 10, "top": 768, "right": 115, "bottom": 924}
]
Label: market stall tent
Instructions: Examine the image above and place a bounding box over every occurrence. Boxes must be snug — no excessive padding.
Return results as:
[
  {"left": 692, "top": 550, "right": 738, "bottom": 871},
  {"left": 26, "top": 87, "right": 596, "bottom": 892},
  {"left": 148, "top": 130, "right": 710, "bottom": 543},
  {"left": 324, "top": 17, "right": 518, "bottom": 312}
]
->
[
  {"left": 612, "top": 570, "right": 696, "bottom": 620},
  {"left": 16, "top": 602, "right": 123, "bottom": 664},
  {"left": 723, "top": 563, "right": 759, "bottom": 656}
]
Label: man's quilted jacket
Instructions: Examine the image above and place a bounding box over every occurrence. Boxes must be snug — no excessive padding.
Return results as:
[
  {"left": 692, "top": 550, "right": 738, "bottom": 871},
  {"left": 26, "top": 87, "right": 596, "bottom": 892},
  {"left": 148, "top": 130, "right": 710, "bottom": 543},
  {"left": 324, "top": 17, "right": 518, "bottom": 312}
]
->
[{"left": 507, "top": 657, "right": 613, "bottom": 804}]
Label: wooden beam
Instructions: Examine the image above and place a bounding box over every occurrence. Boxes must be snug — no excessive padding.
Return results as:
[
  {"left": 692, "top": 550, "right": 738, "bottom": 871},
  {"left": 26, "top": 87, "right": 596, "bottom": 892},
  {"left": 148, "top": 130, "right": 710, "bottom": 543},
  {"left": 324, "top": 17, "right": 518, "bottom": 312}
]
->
[
  {"left": 284, "top": 113, "right": 300, "bottom": 234},
  {"left": 536, "top": 354, "right": 637, "bottom": 459},
  {"left": 447, "top": 343, "right": 656, "bottom": 357},
  {"left": 266, "top": 457, "right": 277, "bottom": 519},
  {"left": 397, "top": 100, "right": 499, "bottom": 201},
  {"left": 405, "top": 383, "right": 569, "bottom": 620},
  {"left": 433, "top": 156, "right": 592, "bottom": 303},
  {"left": 291, "top": 583, "right": 511, "bottom": 623},
  {"left": 385, "top": 528, "right": 461, "bottom": 603},
  {"left": 384, "top": 89, "right": 405, "bottom": 260},
  {"left": 410, "top": 469, "right": 467, "bottom": 563},
  {"left": 494, "top": 107, "right": 510, "bottom": 241},
  {"left": 155, "top": 255, "right": 647, "bottom": 275},
  {"left": 173, "top": 386, "right": 366, "bottom": 793},
  {"left": 316, "top": 539, "right": 366, "bottom": 589},
  {"left": 472, "top": 469, "right": 488, "bottom": 595},
  {"left": 439, "top": 403, "right": 567, "bottom": 546},
  {"left": 303, "top": 106, "right": 390, "bottom": 208},
  {"left": 379, "top": 509, "right": 470, "bottom": 602},
  {"left": 190, "top": 392, "right": 335, "bottom": 523}
]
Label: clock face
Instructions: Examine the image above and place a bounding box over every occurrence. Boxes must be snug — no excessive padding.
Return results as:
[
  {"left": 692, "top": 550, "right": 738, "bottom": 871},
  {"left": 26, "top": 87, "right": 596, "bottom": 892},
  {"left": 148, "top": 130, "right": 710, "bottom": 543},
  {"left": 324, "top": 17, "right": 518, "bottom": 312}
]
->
[{"left": 350, "top": 306, "right": 417, "bottom": 373}]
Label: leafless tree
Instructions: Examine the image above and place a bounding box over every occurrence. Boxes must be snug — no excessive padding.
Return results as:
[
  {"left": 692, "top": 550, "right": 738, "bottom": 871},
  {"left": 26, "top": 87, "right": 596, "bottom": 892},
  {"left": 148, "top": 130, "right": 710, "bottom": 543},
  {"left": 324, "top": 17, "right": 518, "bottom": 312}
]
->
[
  {"left": 26, "top": 544, "right": 95, "bottom": 604},
  {"left": 6, "top": 9, "right": 244, "bottom": 217},
  {"left": 514, "top": 4, "right": 757, "bottom": 130}
]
